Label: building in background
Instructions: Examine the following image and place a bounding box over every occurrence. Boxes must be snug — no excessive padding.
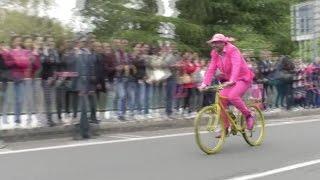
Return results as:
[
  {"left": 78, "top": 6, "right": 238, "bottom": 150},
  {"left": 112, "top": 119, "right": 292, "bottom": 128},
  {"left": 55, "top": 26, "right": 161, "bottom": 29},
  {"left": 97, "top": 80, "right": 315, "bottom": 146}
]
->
[{"left": 291, "top": 0, "right": 320, "bottom": 61}]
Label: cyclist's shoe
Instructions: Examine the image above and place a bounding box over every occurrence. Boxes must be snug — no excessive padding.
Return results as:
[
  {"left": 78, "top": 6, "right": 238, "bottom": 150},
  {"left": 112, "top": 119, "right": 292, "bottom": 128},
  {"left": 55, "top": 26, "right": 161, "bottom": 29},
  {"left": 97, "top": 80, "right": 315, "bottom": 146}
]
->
[
  {"left": 215, "top": 127, "right": 229, "bottom": 138},
  {"left": 246, "top": 115, "right": 255, "bottom": 130}
]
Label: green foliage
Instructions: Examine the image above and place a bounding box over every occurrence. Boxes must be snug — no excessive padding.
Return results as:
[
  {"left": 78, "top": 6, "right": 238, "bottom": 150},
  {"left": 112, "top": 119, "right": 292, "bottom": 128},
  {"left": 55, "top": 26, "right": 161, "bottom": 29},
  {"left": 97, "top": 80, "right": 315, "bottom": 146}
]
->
[
  {"left": 175, "top": 0, "right": 303, "bottom": 55},
  {"left": 0, "top": 9, "right": 72, "bottom": 43},
  {"left": 81, "top": 0, "right": 168, "bottom": 51},
  {"left": 82, "top": 0, "right": 302, "bottom": 56}
]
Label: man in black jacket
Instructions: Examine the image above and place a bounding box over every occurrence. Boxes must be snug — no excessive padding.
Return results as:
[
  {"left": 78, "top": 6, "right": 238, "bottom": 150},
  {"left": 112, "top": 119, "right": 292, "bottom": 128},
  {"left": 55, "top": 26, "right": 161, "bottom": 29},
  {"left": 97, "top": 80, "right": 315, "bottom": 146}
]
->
[
  {"left": 72, "top": 37, "right": 98, "bottom": 139},
  {"left": 0, "top": 42, "right": 9, "bottom": 148},
  {"left": 91, "top": 41, "right": 106, "bottom": 122},
  {"left": 40, "top": 36, "right": 61, "bottom": 127},
  {"left": 0, "top": 42, "right": 10, "bottom": 124}
]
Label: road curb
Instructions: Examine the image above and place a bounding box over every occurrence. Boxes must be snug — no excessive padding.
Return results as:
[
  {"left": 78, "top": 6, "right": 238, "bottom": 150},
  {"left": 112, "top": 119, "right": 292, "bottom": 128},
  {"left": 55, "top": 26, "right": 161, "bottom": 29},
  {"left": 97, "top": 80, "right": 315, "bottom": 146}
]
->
[{"left": 1, "top": 109, "right": 319, "bottom": 142}]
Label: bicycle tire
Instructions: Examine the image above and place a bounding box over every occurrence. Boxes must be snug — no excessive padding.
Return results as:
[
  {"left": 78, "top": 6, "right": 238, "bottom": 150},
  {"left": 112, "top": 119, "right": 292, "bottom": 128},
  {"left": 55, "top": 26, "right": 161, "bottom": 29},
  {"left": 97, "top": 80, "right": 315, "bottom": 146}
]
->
[
  {"left": 194, "top": 105, "right": 226, "bottom": 154},
  {"left": 241, "top": 105, "right": 265, "bottom": 146}
]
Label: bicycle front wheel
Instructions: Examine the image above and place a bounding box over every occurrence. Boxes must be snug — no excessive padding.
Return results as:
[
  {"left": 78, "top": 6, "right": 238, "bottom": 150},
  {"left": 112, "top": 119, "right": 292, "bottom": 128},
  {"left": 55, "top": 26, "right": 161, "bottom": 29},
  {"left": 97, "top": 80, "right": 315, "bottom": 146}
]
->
[
  {"left": 194, "top": 105, "right": 226, "bottom": 154},
  {"left": 241, "top": 105, "right": 265, "bottom": 146}
]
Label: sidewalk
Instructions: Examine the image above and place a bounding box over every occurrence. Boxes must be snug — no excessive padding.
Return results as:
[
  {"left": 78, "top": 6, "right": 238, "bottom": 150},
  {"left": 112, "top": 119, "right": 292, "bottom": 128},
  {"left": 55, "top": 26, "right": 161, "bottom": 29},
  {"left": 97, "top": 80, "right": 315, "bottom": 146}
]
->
[{"left": 0, "top": 108, "right": 319, "bottom": 142}]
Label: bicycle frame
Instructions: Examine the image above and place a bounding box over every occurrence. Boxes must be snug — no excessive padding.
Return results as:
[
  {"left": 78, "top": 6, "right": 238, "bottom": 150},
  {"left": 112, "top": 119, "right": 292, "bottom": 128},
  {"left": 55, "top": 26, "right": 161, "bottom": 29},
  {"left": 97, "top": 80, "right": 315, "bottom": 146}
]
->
[
  {"left": 208, "top": 85, "right": 245, "bottom": 132},
  {"left": 195, "top": 85, "right": 266, "bottom": 154}
]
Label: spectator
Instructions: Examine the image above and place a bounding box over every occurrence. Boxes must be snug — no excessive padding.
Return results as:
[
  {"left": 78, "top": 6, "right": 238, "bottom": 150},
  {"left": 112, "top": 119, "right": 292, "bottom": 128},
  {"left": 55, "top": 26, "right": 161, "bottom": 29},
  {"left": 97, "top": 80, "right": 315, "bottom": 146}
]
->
[
  {"left": 305, "top": 61, "right": 318, "bottom": 108},
  {"left": 257, "top": 51, "right": 275, "bottom": 109},
  {"left": 91, "top": 41, "right": 106, "bottom": 123},
  {"left": 180, "top": 52, "right": 197, "bottom": 114},
  {"left": 40, "top": 36, "right": 61, "bottom": 126},
  {"left": 23, "top": 35, "right": 41, "bottom": 125},
  {"left": 292, "top": 59, "right": 307, "bottom": 108},
  {"left": 147, "top": 46, "right": 165, "bottom": 114},
  {"left": 3, "top": 35, "right": 30, "bottom": 125},
  {"left": 72, "top": 37, "right": 97, "bottom": 139},
  {"left": 112, "top": 39, "right": 131, "bottom": 121},
  {"left": 192, "top": 53, "right": 204, "bottom": 111},
  {"left": 132, "top": 43, "right": 149, "bottom": 118},
  {"left": 62, "top": 39, "right": 79, "bottom": 123},
  {"left": 102, "top": 42, "right": 116, "bottom": 83},
  {"left": 102, "top": 42, "right": 116, "bottom": 118},
  {"left": 0, "top": 41, "right": 11, "bottom": 125},
  {"left": 55, "top": 39, "right": 75, "bottom": 124},
  {"left": 313, "top": 58, "right": 320, "bottom": 107},
  {"left": 273, "top": 55, "right": 295, "bottom": 110}
]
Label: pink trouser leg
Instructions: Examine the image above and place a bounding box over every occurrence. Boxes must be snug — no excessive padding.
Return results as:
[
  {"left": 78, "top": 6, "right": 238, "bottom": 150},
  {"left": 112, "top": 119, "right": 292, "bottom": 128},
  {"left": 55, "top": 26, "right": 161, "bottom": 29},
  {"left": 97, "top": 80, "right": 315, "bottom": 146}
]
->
[{"left": 220, "top": 81, "right": 252, "bottom": 128}]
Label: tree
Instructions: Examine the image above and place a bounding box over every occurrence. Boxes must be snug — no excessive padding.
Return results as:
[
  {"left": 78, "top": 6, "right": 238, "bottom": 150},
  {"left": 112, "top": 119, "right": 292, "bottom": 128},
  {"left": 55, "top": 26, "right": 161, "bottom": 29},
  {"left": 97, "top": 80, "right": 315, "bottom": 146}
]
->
[
  {"left": 0, "top": 9, "right": 72, "bottom": 43},
  {"left": 176, "top": 0, "right": 300, "bottom": 55},
  {"left": 0, "top": 0, "right": 53, "bottom": 15},
  {"left": 82, "top": 0, "right": 159, "bottom": 37},
  {"left": 81, "top": 0, "right": 301, "bottom": 56}
]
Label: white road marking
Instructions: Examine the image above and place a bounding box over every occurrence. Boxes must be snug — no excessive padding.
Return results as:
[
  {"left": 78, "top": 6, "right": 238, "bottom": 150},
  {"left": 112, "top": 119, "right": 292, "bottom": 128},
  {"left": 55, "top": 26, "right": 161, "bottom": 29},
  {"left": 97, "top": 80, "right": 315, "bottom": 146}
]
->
[
  {"left": 115, "top": 134, "right": 145, "bottom": 138},
  {"left": 0, "top": 132, "right": 195, "bottom": 156},
  {"left": 109, "top": 134, "right": 145, "bottom": 139},
  {"left": 0, "top": 118, "right": 319, "bottom": 156},
  {"left": 227, "top": 158, "right": 320, "bottom": 180},
  {"left": 267, "top": 118, "right": 320, "bottom": 127},
  {"left": 108, "top": 136, "right": 131, "bottom": 139}
]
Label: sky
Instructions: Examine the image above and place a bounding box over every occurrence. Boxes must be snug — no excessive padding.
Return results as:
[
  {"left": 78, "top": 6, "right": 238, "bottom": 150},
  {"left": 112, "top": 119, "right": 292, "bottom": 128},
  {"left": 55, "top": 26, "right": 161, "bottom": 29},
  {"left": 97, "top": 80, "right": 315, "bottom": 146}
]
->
[
  {"left": 47, "top": 0, "right": 77, "bottom": 24},
  {"left": 40, "top": 0, "right": 91, "bottom": 31},
  {"left": 39, "top": 0, "right": 178, "bottom": 31},
  {"left": 162, "top": 0, "right": 174, "bottom": 17}
]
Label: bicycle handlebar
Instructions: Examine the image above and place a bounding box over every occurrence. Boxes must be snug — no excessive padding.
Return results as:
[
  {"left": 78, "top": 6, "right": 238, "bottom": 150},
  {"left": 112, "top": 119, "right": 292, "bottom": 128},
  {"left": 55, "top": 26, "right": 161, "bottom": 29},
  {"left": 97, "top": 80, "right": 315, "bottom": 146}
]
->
[{"left": 205, "top": 84, "right": 226, "bottom": 91}]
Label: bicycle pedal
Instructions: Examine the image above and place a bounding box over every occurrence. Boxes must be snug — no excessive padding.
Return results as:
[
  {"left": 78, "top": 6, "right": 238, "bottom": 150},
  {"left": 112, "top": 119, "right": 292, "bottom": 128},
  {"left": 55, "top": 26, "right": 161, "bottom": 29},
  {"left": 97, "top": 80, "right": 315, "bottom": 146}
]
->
[{"left": 231, "top": 130, "right": 237, "bottom": 135}]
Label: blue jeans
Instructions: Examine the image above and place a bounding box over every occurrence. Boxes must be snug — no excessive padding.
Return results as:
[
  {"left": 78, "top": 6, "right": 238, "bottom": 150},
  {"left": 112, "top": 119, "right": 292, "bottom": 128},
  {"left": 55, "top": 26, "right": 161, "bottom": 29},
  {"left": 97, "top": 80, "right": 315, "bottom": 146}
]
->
[
  {"left": 42, "top": 80, "right": 54, "bottom": 122},
  {"left": 24, "top": 79, "right": 36, "bottom": 119},
  {"left": 316, "top": 92, "right": 320, "bottom": 107},
  {"left": 306, "top": 90, "right": 316, "bottom": 107},
  {"left": 150, "top": 82, "right": 164, "bottom": 109},
  {"left": 135, "top": 81, "right": 150, "bottom": 114},
  {"left": 79, "top": 94, "right": 89, "bottom": 137},
  {"left": 0, "top": 82, "right": 9, "bottom": 122},
  {"left": 165, "top": 77, "right": 177, "bottom": 115},
  {"left": 114, "top": 78, "right": 138, "bottom": 116},
  {"left": 114, "top": 78, "right": 127, "bottom": 117},
  {"left": 14, "top": 80, "right": 25, "bottom": 123},
  {"left": 127, "top": 80, "right": 136, "bottom": 114}
]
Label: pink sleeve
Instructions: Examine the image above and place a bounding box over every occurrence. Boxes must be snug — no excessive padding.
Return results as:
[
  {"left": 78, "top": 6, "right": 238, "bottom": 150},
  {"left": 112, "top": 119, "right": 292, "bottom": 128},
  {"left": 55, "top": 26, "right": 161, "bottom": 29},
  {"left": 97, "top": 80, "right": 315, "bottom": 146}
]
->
[
  {"left": 1, "top": 51, "right": 15, "bottom": 67},
  {"left": 229, "top": 49, "right": 242, "bottom": 82},
  {"left": 202, "top": 56, "right": 217, "bottom": 86}
]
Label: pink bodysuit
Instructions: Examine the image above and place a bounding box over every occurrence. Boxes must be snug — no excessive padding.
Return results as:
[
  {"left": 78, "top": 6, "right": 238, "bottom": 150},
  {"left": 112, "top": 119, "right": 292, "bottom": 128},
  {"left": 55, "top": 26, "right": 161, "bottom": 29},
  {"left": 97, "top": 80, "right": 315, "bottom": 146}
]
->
[{"left": 202, "top": 42, "right": 254, "bottom": 128}]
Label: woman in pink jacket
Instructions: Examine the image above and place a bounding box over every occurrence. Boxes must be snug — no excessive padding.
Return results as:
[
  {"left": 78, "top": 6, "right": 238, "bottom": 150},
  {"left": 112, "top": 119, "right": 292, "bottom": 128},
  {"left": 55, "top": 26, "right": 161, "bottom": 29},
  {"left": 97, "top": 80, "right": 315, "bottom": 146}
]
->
[
  {"left": 199, "top": 33, "right": 255, "bottom": 133},
  {"left": 2, "top": 35, "right": 31, "bottom": 124}
]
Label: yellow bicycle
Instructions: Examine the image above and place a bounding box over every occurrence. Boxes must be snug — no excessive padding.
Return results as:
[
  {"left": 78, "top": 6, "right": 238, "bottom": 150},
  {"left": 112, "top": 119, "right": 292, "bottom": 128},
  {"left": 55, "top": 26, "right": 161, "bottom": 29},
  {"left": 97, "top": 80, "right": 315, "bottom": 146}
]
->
[{"left": 194, "top": 84, "right": 265, "bottom": 154}]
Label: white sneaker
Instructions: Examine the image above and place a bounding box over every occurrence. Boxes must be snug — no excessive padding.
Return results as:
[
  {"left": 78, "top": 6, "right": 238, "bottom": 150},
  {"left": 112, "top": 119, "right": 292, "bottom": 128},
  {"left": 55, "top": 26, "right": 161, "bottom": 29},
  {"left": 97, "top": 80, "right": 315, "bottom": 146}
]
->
[
  {"left": 104, "top": 111, "right": 111, "bottom": 119},
  {"left": 1, "top": 116, "right": 9, "bottom": 125},
  {"left": 189, "top": 112, "right": 197, "bottom": 118},
  {"left": 0, "top": 140, "right": 7, "bottom": 149},
  {"left": 145, "top": 114, "right": 153, "bottom": 119},
  {"left": 292, "top": 107, "right": 300, "bottom": 111}
]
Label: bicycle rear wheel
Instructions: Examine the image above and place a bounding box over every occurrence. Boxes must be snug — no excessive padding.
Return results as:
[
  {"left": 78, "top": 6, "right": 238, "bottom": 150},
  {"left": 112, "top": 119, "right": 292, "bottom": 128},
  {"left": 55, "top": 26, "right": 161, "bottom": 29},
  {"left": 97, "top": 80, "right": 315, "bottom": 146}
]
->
[
  {"left": 241, "top": 105, "right": 265, "bottom": 146},
  {"left": 194, "top": 105, "right": 226, "bottom": 154}
]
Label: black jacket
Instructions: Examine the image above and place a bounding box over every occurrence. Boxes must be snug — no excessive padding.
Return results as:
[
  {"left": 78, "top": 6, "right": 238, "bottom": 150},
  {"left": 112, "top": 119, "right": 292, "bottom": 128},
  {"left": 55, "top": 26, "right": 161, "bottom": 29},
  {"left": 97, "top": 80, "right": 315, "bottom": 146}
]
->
[
  {"left": 0, "top": 54, "right": 10, "bottom": 82},
  {"left": 103, "top": 52, "right": 116, "bottom": 82},
  {"left": 133, "top": 55, "right": 146, "bottom": 80},
  {"left": 94, "top": 52, "right": 107, "bottom": 92},
  {"left": 40, "top": 48, "right": 61, "bottom": 80}
]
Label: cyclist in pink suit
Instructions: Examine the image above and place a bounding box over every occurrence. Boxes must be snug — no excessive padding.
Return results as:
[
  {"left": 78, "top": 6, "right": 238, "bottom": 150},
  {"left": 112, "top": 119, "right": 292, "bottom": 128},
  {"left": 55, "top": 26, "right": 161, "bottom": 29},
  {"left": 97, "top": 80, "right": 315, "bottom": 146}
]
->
[{"left": 199, "top": 33, "right": 255, "bottom": 131}]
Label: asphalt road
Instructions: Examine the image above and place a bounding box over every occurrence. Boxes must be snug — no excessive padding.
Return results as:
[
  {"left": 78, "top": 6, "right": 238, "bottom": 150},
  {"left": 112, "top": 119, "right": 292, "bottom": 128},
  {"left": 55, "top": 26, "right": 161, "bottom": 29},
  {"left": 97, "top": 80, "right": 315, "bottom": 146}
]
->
[{"left": 1, "top": 115, "right": 320, "bottom": 180}]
